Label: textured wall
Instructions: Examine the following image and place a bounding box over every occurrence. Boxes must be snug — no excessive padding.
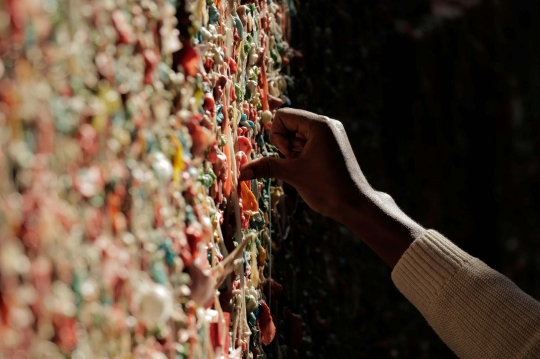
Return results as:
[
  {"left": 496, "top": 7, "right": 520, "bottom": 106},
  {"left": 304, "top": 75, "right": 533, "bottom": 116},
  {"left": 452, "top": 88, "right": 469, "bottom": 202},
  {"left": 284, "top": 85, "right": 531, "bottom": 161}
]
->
[
  {"left": 3, "top": 0, "right": 540, "bottom": 358},
  {"left": 0, "top": 0, "right": 293, "bottom": 357}
]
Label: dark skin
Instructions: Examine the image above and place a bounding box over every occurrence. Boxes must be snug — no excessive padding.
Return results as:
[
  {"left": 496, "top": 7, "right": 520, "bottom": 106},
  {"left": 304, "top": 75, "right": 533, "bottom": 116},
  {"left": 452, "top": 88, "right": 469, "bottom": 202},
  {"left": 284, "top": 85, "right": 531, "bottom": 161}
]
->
[{"left": 240, "top": 108, "right": 426, "bottom": 268}]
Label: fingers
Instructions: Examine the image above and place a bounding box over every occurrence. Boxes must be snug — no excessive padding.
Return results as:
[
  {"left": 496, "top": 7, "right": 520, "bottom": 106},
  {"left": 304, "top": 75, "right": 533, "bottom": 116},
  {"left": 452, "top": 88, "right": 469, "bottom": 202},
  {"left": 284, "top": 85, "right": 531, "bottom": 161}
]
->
[
  {"left": 269, "top": 108, "right": 321, "bottom": 156},
  {"left": 269, "top": 133, "right": 293, "bottom": 158},
  {"left": 290, "top": 137, "right": 306, "bottom": 153},
  {"left": 243, "top": 108, "right": 317, "bottom": 178},
  {"left": 239, "top": 157, "right": 293, "bottom": 181},
  {"left": 272, "top": 108, "right": 321, "bottom": 137},
  {"left": 267, "top": 136, "right": 305, "bottom": 158}
]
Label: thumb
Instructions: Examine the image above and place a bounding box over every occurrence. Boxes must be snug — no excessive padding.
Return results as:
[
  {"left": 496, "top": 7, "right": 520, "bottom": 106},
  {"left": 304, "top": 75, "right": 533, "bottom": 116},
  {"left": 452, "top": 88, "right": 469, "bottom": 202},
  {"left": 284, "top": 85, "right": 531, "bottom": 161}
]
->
[{"left": 240, "top": 157, "right": 292, "bottom": 181}]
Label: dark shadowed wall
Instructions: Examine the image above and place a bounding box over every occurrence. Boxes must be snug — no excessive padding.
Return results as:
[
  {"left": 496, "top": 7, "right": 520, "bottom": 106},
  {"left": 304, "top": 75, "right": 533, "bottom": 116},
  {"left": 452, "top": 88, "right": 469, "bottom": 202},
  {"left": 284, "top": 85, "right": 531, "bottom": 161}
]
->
[{"left": 269, "top": 1, "right": 540, "bottom": 358}]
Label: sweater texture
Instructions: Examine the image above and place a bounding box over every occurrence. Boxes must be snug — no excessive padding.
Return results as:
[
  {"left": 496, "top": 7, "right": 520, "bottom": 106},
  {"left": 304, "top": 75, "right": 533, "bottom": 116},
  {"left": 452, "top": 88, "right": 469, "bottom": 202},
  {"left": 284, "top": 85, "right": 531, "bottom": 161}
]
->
[{"left": 392, "top": 230, "right": 540, "bottom": 359}]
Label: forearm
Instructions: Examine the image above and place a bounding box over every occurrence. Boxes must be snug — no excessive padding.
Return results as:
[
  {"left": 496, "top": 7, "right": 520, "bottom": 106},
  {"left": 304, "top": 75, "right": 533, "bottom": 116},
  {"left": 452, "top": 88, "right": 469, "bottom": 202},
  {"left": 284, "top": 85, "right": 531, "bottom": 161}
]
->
[
  {"left": 343, "top": 193, "right": 540, "bottom": 358},
  {"left": 337, "top": 190, "right": 426, "bottom": 268}
]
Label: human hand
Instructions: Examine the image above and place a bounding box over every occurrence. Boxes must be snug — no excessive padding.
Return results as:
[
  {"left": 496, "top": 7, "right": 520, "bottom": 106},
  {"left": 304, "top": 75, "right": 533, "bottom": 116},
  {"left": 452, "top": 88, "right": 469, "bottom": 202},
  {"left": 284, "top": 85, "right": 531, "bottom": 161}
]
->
[
  {"left": 239, "top": 108, "right": 374, "bottom": 224},
  {"left": 240, "top": 108, "right": 425, "bottom": 267}
]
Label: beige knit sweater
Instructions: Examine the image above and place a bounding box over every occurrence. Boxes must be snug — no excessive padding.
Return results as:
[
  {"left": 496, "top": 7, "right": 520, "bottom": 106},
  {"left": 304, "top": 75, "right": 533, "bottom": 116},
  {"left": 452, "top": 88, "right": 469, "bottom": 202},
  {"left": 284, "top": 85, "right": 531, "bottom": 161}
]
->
[{"left": 391, "top": 230, "right": 540, "bottom": 358}]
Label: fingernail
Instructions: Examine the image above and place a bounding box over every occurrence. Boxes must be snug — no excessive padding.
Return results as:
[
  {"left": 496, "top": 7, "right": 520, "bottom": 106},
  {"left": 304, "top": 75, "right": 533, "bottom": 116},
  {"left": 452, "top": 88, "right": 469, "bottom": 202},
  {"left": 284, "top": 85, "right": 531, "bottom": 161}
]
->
[{"left": 240, "top": 168, "right": 254, "bottom": 181}]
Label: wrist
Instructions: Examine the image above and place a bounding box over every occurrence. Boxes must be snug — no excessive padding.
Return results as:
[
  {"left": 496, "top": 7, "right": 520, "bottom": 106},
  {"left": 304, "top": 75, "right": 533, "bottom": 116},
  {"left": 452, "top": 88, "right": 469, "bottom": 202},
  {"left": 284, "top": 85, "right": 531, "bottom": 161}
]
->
[{"left": 340, "top": 190, "right": 426, "bottom": 268}]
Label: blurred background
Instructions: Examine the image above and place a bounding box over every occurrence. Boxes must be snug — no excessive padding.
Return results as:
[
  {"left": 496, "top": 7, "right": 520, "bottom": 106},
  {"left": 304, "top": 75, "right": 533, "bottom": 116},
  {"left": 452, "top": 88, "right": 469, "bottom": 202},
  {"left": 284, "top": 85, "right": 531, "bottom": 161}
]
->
[{"left": 269, "top": 0, "right": 540, "bottom": 358}]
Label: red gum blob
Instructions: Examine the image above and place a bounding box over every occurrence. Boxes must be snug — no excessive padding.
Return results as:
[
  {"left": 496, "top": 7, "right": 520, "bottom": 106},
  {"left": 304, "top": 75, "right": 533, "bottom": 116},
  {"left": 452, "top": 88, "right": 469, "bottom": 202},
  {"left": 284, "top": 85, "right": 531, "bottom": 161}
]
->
[
  {"left": 207, "top": 145, "right": 218, "bottom": 163},
  {"left": 203, "top": 57, "right": 214, "bottom": 72},
  {"left": 178, "top": 41, "right": 200, "bottom": 78},
  {"left": 214, "top": 75, "right": 227, "bottom": 100},
  {"left": 237, "top": 127, "right": 249, "bottom": 137},
  {"left": 222, "top": 95, "right": 232, "bottom": 198},
  {"left": 186, "top": 222, "right": 203, "bottom": 258},
  {"left": 112, "top": 10, "right": 135, "bottom": 44},
  {"left": 237, "top": 136, "right": 252, "bottom": 156},
  {"left": 187, "top": 118, "right": 216, "bottom": 158},
  {"left": 229, "top": 58, "right": 237, "bottom": 74},
  {"left": 204, "top": 93, "right": 215, "bottom": 114},
  {"left": 143, "top": 49, "right": 160, "bottom": 85},
  {"left": 255, "top": 43, "right": 266, "bottom": 67},
  {"left": 259, "top": 301, "right": 276, "bottom": 345},
  {"left": 248, "top": 104, "right": 256, "bottom": 122},
  {"left": 54, "top": 317, "right": 78, "bottom": 351},
  {"left": 230, "top": 83, "right": 237, "bottom": 102}
]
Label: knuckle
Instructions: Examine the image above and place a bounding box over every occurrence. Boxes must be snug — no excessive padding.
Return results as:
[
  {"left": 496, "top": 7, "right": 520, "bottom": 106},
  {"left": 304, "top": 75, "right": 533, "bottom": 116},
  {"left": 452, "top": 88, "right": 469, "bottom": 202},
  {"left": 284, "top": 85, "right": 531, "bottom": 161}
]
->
[
  {"left": 319, "top": 118, "right": 344, "bottom": 135},
  {"left": 333, "top": 119, "right": 345, "bottom": 129},
  {"left": 327, "top": 118, "right": 343, "bottom": 128},
  {"left": 318, "top": 116, "right": 336, "bottom": 126},
  {"left": 317, "top": 115, "right": 331, "bottom": 124},
  {"left": 275, "top": 107, "right": 294, "bottom": 117},
  {"left": 311, "top": 115, "right": 331, "bottom": 130}
]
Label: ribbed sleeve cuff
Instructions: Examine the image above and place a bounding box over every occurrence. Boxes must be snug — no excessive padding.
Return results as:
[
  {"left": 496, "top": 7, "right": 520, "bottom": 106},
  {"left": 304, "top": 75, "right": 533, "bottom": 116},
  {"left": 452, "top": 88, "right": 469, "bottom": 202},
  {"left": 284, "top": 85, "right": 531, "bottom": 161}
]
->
[
  {"left": 391, "top": 230, "right": 474, "bottom": 313},
  {"left": 392, "top": 230, "right": 540, "bottom": 358}
]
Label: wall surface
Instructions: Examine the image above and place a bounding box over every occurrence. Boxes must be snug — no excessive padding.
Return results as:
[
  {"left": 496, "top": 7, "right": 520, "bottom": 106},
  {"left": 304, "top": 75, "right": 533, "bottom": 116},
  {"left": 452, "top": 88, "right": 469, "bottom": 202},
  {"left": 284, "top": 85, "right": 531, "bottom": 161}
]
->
[
  {"left": 2, "top": 0, "right": 540, "bottom": 358},
  {"left": 0, "top": 0, "right": 293, "bottom": 358}
]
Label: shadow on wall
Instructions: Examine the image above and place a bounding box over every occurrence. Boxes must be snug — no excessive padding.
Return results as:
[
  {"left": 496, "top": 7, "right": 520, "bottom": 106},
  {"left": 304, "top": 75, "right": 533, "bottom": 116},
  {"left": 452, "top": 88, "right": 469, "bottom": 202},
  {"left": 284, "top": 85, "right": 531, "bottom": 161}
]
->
[{"left": 271, "top": 0, "right": 540, "bottom": 358}]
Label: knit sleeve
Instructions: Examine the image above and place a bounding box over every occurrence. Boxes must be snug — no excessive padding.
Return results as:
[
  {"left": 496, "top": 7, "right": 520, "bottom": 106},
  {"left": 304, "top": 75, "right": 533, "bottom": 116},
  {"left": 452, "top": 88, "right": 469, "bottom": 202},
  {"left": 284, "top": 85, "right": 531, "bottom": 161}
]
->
[{"left": 391, "top": 230, "right": 540, "bottom": 359}]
